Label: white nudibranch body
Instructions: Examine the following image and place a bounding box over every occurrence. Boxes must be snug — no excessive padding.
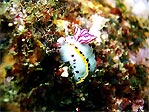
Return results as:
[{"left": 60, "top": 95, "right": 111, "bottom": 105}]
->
[{"left": 57, "top": 27, "right": 96, "bottom": 84}]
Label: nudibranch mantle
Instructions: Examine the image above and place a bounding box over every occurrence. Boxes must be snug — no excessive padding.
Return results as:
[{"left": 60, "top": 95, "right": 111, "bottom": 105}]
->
[{"left": 57, "top": 27, "right": 96, "bottom": 84}]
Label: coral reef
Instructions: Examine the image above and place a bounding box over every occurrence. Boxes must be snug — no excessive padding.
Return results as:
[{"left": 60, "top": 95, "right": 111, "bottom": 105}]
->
[{"left": 0, "top": 0, "right": 149, "bottom": 111}]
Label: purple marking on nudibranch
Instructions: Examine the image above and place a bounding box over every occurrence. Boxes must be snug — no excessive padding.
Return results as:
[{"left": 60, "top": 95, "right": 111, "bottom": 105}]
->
[{"left": 74, "top": 27, "right": 96, "bottom": 44}]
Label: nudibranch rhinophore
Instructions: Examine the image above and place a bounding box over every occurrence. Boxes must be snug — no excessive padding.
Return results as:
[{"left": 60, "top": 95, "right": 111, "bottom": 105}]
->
[{"left": 57, "top": 27, "right": 96, "bottom": 84}]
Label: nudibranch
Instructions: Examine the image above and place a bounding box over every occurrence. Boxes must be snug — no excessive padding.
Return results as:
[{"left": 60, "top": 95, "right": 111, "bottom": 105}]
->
[{"left": 57, "top": 27, "right": 96, "bottom": 84}]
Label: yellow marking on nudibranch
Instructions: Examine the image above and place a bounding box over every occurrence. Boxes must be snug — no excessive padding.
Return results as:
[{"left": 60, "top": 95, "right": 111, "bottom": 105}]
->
[{"left": 68, "top": 44, "right": 89, "bottom": 84}]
